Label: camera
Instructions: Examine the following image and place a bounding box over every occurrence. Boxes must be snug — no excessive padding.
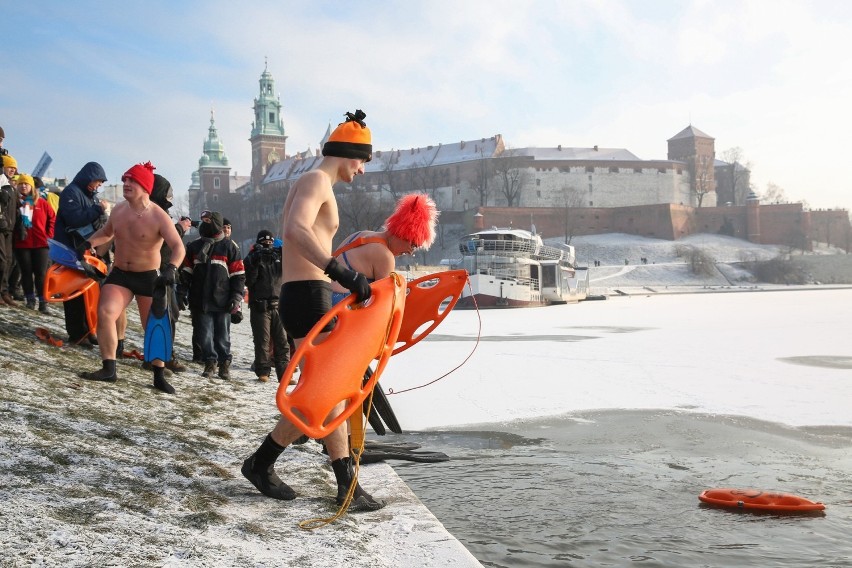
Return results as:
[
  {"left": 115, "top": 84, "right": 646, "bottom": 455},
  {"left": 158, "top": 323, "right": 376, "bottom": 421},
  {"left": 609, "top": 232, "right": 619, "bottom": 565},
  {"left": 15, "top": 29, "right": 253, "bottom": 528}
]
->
[{"left": 181, "top": 216, "right": 200, "bottom": 228}]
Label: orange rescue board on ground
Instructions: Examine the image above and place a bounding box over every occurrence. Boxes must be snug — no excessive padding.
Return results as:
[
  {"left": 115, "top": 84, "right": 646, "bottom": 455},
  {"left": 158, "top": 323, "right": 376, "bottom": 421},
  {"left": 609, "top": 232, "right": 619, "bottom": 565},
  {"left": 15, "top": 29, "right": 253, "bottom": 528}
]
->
[
  {"left": 699, "top": 488, "right": 825, "bottom": 512},
  {"left": 276, "top": 273, "right": 406, "bottom": 439},
  {"left": 393, "top": 269, "right": 467, "bottom": 355}
]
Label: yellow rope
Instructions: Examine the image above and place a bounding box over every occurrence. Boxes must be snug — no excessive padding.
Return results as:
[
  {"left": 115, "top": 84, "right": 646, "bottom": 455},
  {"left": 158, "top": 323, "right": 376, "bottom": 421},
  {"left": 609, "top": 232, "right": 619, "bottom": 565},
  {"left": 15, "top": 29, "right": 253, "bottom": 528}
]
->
[{"left": 298, "top": 274, "right": 402, "bottom": 530}]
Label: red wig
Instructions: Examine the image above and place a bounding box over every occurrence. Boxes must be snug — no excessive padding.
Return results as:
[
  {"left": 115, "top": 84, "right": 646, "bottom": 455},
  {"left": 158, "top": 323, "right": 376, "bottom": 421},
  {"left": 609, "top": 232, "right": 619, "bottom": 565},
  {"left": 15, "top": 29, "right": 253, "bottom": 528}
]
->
[{"left": 385, "top": 193, "right": 439, "bottom": 250}]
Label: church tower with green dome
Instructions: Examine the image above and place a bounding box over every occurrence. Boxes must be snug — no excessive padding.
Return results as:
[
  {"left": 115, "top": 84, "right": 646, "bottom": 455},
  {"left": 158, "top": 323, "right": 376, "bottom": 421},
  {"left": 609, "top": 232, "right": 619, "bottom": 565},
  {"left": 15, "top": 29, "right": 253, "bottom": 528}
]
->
[
  {"left": 250, "top": 59, "right": 287, "bottom": 191},
  {"left": 190, "top": 110, "right": 232, "bottom": 213}
]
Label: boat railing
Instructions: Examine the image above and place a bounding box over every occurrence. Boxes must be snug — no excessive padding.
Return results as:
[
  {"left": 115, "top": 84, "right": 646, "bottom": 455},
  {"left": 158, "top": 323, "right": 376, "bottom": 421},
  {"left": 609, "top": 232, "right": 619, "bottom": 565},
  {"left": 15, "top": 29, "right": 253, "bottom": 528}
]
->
[
  {"left": 470, "top": 265, "right": 540, "bottom": 291},
  {"left": 460, "top": 238, "right": 565, "bottom": 261}
]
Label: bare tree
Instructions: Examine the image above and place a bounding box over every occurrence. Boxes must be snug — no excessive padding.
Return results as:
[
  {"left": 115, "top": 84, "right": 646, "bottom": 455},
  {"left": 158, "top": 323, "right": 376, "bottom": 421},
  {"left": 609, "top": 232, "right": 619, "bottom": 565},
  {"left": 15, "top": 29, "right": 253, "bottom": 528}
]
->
[
  {"left": 472, "top": 149, "right": 494, "bottom": 206},
  {"left": 335, "top": 189, "right": 387, "bottom": 246},
  {"left": 763, "top": 182, "right": 786, "bottom": 204},
  {"left": 719, "top": 147, "right": 752, "bottom": 206},
  {"left": 376, "top": 151, "right": 406, "bottom": 201},
  {"left": 493, "top": 149, "right": 531, "bottom": 207},
  {"left": 687, "top": 154, "right": 715, "bottom": 207},
  {"left": 560, "top": 185, "right": 584, "bottom": 244}
]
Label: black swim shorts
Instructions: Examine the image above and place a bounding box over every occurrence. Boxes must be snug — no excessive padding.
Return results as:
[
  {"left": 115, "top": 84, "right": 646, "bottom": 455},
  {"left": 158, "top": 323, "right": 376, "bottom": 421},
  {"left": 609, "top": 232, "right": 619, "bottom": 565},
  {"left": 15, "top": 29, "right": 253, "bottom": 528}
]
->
[
  {"left": 279, "top": 280, "right": 336, "bottom": 339},
  {"left": 103, "top": 266, "right": 159, "bottom": 298}
]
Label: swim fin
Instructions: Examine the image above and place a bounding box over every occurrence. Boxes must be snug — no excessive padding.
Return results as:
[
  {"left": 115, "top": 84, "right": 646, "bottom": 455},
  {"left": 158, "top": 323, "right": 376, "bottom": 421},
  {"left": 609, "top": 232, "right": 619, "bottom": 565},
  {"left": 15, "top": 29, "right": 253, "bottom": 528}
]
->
[
  {"left": 144, "top": 281, "right": 173, "bottom": 363},
  {"left": 362, "top": 367, "right": 403, "bottom": 434},
  {"left": 359, "top": 444, "right": 450, "bottom": 464}
]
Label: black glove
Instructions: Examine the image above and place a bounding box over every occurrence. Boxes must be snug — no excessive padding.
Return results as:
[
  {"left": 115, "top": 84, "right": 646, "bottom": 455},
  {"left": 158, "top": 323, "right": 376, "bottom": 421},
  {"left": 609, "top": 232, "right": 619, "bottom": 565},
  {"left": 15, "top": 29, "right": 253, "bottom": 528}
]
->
[
  {"left": 156, "top": 264, "right": 177, "bottom": 287},
  {"left": 230, "top": 309, "right": 243, "bottom": 324},
  {"left": 75, "top": 240, "right": 93, "bottom": 261},
  {"left": 324, "top": 258, "right": 371, "bottom": 303}
]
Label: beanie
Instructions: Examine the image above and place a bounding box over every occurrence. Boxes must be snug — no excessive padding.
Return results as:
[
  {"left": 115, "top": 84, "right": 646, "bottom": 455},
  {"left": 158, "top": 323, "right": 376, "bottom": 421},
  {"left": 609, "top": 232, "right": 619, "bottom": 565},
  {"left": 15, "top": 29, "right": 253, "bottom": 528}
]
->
[
  {"left": 122, "top": 161, "right": 156, "bottom": 194},
  {"left": 256, "top": 229, "right": 274, "bottom": 244},
  {"left": 2, "top": 155, "right": 17, "bottom": 169},
  {"left": 322, "top": 109, "right": 372, "bottom": 162},
  {"left": 223, "top": 218, "right": 231, "bottom": 227},
  {"left": 16, "top": 173, "right": 35, "bottom": 188},
  {"left": 200, "top": 210, "right": 224, "bottom": 233},
  {"left": 151, "top": 173, "right": 174, "bottom": 211},
  {"left": 385, "top": 193, "right": 439, "bottom": 250}
]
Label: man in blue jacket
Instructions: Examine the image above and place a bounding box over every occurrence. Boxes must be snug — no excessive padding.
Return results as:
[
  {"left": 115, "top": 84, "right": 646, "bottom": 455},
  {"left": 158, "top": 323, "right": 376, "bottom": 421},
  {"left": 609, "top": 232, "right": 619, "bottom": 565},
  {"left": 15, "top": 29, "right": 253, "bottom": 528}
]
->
[{"left": 54, "top": 162, "right": 109, "bottom": 346}]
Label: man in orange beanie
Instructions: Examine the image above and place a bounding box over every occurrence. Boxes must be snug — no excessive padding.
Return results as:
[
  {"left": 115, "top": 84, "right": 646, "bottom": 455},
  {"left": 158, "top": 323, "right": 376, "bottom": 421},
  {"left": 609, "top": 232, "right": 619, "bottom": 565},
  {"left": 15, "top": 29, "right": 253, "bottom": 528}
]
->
[
  {"left": 78, "top": 162, "right": 185, "bottom": 394},
  {"left": 242, "top": 109, "right": 386, "bottom": 512}
]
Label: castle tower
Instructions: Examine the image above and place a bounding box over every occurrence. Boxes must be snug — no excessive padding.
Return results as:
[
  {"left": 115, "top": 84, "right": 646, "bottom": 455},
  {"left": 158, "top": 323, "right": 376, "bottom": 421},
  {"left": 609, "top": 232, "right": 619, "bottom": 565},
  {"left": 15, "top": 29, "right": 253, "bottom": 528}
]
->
[
  {"left": 667, "top": 125, "right": 716, "bottom": 207},
  {"left": 193, "top": 110, "right": 231, "bottom": 213},
  {"left": 250, "top": 59, "right": 287, "bottom": 190}
]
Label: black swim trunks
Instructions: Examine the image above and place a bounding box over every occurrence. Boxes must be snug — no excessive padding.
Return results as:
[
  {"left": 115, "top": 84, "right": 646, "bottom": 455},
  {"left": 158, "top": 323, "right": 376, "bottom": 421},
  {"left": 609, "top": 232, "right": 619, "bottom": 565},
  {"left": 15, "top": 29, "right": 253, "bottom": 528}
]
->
[
  {"left": 279, "top": 280, "right": 335, "bottom": 339},
  {"left": 103, "top": 266, "right": 159, "bottom": 297}
]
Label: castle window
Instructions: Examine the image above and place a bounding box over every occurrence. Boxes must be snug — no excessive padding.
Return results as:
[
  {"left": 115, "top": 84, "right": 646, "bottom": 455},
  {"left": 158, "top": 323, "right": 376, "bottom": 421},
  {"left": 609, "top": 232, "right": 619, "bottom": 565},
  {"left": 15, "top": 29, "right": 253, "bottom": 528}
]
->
[
  {"left": 609, "top": 166, "right": 619, "bottom": 173},
  {"left": 634, "top": 168, "right": 642, "bottom": 173},
  {"left": 269, "top": 112, "right": 275, "bottom": 123},
  {"left": 676, "top": 168, "right": 682, "bottom": 175},
  {"left": 213, "top": 178, "right": 221, "bottom": 189},
  {"left": 536, "top": 179, "right": 541, "bottom": 186},
  {"left": 658, "top": 168, "right": 666, "bottom": 174},
  {"left": 536, "top": 190, "right": 541, "bottom": 197},
  {"left": 589, "top": 201, "right": 594, "bottom": 206},
  {"left": 586, "top": 166, "right": 594, "bottom": 173}
]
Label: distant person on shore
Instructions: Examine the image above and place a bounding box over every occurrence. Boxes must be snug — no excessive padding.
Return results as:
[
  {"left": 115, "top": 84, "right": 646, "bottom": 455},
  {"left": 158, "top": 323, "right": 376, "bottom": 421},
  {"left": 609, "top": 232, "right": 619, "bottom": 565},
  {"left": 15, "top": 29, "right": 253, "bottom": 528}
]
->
[
  {"left": 0, "top": 155, "right": 20, "bottom": 306},
  {"left": 54, "top": 162, "right": 110, "bottom": 346},
  {"left": 177, "top": 210, "right": 244, "bottom": 380},
  {"left": 243, "top": 229, "right": 289, "bottom": 383},
  {"left": 241, "top": 109, "right": 383, "bottom": 511},
  {"left": 78, "top": 162, "right": 185, "bottom": 394},
  {"left": 13, "top": 173, "right": 55, "bottom": 312}
]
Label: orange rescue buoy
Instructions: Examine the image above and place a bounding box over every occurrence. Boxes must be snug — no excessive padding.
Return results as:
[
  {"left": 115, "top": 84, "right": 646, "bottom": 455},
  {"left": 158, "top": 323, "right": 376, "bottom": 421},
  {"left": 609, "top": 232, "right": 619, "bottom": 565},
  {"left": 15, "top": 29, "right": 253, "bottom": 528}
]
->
[
  {"left": 393, "top": 269, "right": 467, "bottom": 355},
  {"left": 276, "top": 273, "right": 406, "bottom": 439},
  {"left": 699, "top": 488, "right": 825, "bottom": 513}
]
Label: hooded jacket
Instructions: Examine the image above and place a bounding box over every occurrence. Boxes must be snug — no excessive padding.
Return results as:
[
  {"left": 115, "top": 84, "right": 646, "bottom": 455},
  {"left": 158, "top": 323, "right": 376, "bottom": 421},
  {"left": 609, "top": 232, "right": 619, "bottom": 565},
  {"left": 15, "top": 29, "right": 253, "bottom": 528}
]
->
[
  {"left": 179, "top": 234, "right": 245, "bottom": 313},
  {"left": 54, "top": 162, "right": 108, "bottom": 248}
]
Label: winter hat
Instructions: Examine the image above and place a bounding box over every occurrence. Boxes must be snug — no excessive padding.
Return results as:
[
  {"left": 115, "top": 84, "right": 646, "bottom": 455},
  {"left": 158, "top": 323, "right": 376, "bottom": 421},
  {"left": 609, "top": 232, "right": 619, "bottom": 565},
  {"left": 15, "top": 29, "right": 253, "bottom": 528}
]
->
[
  {"left": 322, "top": 109, "right": 372, "bottom": 162},
  {"left": 256, "top": 229, "right": 274, "bottom": 244},
  {"left": 385, "top": 193, "right": 439, "bottom": 250},
  {"left": 223, "top": 218, "right": 231, "bottom": 227},
  {"left": 16, "top": 173, "right": 35, "bottom": 188},
  {"left": 122, "top": 161, "right": 156, "bottom": 194},
  {"left": 151, "top": 173, "right": 174, "bottom": 211},
  {"left": 200, "top": 210, "right": 224, "bottom": 233},
  {"left": 2, "top": 155, "right": 17, "bottom": 169}
]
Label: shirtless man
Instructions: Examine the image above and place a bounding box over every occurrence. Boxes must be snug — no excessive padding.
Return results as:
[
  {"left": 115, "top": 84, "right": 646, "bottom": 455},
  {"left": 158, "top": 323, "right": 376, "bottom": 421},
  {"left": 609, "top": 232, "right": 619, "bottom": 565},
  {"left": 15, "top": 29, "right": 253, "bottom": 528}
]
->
[
  {"left": 79, "top": 162, "right": 185, "bottom": 394},
  {"left": 241, "top": 110, "right": 383, "bottom": 512}
]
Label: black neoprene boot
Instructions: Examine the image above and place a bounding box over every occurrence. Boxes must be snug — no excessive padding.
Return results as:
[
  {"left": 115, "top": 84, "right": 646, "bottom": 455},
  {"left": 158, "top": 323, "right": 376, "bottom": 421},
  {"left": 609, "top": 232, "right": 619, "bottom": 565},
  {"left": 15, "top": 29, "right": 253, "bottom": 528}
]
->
[
  {"left": 241, "top": 435, "right": 295, "bottom": 500},
  {"left": 152, "top": 366, "right": 175, "bottom": 394},
  {"left": 80, "top": 359, "right": 117, "bottom": 383},
  {"left": 331, "top": 457, "right": 385, "bottom": 512}
]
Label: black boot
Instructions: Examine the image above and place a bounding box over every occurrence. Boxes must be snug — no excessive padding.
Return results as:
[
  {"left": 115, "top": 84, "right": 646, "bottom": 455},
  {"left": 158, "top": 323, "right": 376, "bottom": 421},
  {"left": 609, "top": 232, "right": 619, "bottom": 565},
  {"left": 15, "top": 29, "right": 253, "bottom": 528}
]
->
[
  {"left": 241, "top": 435, "right": 295, "bottom": 500},
  {"left": 331, "top": 457, "right": 385, "bottom": 511},
  {"left": 80, "top": 359, "right": 117, "bottom": 383},
  {"left": 218, "top": 360, "right": 231, "bottom": 380},
  {"left": 152, "top": 366, "right": 175, "bottom": 394},
  {"left": 201, "top": 360, "right": 217, "bottom": 378},
  {"left": 116, "top": 339, "right": 125, "bottom": 359}
]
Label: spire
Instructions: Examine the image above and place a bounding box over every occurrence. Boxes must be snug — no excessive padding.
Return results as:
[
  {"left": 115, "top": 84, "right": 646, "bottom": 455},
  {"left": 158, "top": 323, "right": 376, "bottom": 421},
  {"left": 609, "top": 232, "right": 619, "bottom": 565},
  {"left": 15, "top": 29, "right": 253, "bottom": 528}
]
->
[
  {"left": 252, "top": 62, "right": 286, "bottom": 138},
  {"left": 199, "top": 108, "right": 229, "bottom": 168}
]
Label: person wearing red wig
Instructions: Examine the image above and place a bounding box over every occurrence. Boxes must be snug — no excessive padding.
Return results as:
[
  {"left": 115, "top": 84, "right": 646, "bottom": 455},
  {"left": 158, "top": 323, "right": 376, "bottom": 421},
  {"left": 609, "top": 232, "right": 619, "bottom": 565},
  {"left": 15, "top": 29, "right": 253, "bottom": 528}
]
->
[{"left": 330, "top": 193, "right": 438, "bottom": 305}]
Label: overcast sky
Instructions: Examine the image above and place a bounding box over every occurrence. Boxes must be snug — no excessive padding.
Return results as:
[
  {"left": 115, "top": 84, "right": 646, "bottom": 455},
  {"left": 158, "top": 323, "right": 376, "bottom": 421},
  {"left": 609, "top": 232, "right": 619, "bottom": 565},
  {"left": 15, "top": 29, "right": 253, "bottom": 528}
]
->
[{"left": 4, "top": 1, "right": 851, "bottom": 212}]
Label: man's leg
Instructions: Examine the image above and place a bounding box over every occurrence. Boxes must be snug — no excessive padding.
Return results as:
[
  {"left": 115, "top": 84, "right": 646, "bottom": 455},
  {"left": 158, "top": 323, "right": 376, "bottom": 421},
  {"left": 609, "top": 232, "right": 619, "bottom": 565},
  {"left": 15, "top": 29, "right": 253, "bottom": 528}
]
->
[
  {"left": 80, "top": 284, "right": 132, "bottom": 382},
  {"left": 196, "top": 312, "right": 217, "bottom": 378},
  {"left": 214, "top": 311, "right": 231, "bottom": 379},
  {"left": 137, "top": 295, "right": 175, "bottom": 394},
  {"left": 269, "top": 307, "right": 290, "bottom": 381},
  {"left": 249, "top": 305, "right": 272, "bottom": 381}
]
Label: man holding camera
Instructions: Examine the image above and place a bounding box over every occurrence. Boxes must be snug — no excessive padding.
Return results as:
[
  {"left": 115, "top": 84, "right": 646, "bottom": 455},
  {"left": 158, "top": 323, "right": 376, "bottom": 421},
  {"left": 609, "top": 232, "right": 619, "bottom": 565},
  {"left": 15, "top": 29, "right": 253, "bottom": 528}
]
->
[{"left": 243, "top": 229, "right": 289, "bottom": 383}]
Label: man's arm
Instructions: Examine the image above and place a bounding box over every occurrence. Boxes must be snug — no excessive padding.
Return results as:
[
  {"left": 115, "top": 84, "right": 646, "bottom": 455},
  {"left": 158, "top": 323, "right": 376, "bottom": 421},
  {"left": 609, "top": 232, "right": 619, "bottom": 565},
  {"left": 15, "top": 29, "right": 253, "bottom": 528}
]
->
[
  {"left": 86, "top": 215, "right": 115, "bottom": 249},
  {"left": 161, "top": 213, "right": 186, "bottom": 269}
]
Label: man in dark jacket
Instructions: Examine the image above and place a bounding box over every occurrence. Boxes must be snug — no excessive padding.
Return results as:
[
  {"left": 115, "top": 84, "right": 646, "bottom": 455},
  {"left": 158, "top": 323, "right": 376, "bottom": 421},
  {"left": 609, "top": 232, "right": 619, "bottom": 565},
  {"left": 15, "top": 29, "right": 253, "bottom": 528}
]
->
[
  {"left": 0, "top": 154, "right": 19, "bottom": 305},
  {"left": 177, "top": 210, "right": 245, "bottom": 380},
  {"left": 243, "top": 229, "right": 289, "bottom": 383},
  {"left": 54, "top": 162, "right": 109, "bottom": 345}
]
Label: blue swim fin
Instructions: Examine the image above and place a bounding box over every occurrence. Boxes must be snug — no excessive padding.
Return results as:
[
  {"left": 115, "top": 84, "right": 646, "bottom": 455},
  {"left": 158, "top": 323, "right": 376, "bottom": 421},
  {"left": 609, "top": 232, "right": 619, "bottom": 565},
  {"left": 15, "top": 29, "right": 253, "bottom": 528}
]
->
[{"left": 144, "top": 282, "right": 173, "bottom": 363}]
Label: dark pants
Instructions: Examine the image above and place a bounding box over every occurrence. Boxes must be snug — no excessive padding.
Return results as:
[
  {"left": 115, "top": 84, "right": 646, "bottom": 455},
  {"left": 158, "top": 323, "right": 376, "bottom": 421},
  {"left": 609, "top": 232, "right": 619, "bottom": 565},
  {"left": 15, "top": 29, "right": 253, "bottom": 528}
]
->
[
  {"left": 249, "top": 299, "right": 290, "bottom": 379},
  {"left": 63, "top": 295, "right": 91, "bottom": 341},
  {"left": 196, "top": 311, "right": 231, "bottom": 365},
  {"left": 14, "top": 247, "right": 50, "bottom": 300},
  {"left": 0, "top": 231, "right": 12, "bottom": 294}
]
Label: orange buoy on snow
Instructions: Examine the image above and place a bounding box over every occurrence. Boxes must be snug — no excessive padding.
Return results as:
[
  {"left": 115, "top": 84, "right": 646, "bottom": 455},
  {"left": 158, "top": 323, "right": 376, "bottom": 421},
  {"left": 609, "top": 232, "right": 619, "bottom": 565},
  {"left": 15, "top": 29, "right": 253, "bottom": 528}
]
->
[
  {"left": 699, "top": 488, "right": 825, "bottom": 513},
  {"left": 276, "top": 273, "right": 406, "bottom": 439}
]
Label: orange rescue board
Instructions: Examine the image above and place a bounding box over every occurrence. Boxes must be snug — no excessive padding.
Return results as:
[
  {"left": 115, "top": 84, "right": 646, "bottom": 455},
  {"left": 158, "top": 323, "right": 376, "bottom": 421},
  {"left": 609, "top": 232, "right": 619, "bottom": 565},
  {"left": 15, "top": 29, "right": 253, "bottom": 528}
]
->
[
  {"left": 699, "top": 488, "right": 825, "bottom": 512},
  {"left": 393, "top": 269, "right": 467, "bottom": 355},
  {"left": 276, "top": 273, "right": 406, "bottom": 439}
]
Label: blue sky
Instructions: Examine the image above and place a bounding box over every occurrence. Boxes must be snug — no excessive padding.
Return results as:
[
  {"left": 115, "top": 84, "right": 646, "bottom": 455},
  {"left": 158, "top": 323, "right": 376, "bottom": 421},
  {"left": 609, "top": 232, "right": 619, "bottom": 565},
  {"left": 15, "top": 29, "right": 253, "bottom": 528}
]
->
[{"left": 3, "top": 0, "right": 851, "bottom": 213}]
